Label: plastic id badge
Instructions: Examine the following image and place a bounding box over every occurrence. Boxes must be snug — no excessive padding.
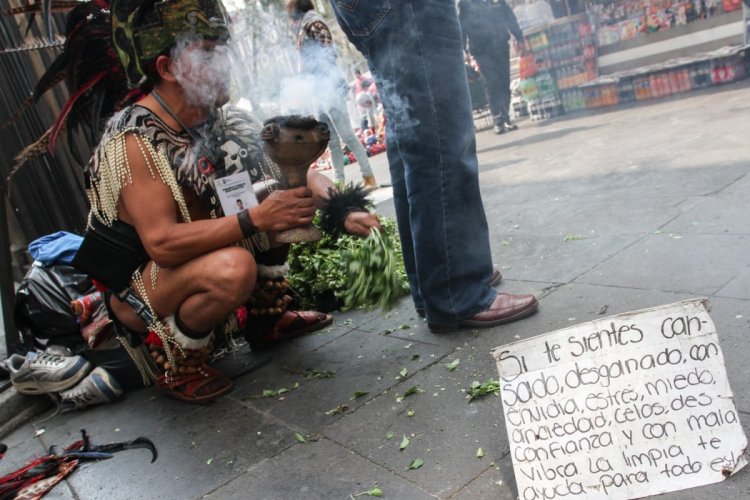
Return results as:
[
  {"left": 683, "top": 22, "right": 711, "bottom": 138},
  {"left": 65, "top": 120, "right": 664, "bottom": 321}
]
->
[{"left": 215, "top": 171, "right": 258, "bottom": 215}]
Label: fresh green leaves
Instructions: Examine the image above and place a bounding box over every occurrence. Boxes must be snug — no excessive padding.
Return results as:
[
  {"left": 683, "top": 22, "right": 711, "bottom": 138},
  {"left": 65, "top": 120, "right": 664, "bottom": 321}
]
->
[
  {"left": 477, "top": 448, "right": 485, "bottom": 458},
  {"left": 399, "top": 368, "right": 408, "bottom": 379},
  {"left": 467, "top": 379, "right": 501, "bottom": 401},
  {"left": 563, "top": 233, "right": 584, "bottom": 241},
  {"left": 294, "top": 432, "right": 307, "bottom": 443},
  {"left": 352, "top": 487, "right": 384, "bottom": 497},
  {"left": 408, "top": 458, "right": 425, "bottom": 470},
  {"left": 351, "top": 390, "right": 370, "bottom": 400},
  {"left": 288, "top": 216, "right": 408, "bottom": 311},
  {"left": 406, "top": 409, "right": 415, "bottom": 417},
  {"left": 396, "top": 385, "right": 422, "bottom": 403},
  {"left": 338, "top": 227, "right": 411, "bottom": 311},
  {"left": 446, "top": 359, "right": 460, "bottom": 371},
  {"left": 385, "top": 431, "right": 396, "bottom": 440},
  {"left": 399, "top": 435, "right": 410, "bottom": 450},
  {"left": 255, "top": 382, "right": 299, "bottom": 398}
]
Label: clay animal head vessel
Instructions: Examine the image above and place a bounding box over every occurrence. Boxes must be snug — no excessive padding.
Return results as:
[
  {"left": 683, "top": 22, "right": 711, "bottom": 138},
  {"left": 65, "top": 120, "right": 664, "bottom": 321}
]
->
[{"left": 261, "top": 115, "right": 330, "bottom": 243}]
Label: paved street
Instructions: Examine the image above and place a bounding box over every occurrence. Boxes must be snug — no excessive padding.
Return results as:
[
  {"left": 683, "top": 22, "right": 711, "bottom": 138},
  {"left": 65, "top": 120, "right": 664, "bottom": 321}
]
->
[{"left": 1, "top": 81, "right": 749, "bottom": 499}]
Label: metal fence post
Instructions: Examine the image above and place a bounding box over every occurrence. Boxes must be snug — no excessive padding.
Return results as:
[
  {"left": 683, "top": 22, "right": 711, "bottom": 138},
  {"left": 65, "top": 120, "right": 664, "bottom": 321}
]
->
[{"left": 0, "top": 191, "right": 19, "bottom": 355}]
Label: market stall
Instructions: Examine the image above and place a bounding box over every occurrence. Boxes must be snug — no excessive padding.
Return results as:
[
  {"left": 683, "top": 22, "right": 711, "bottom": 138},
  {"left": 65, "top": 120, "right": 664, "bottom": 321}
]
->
[{"left": 514, "top": 0, "right": 749, "bottom": 117}]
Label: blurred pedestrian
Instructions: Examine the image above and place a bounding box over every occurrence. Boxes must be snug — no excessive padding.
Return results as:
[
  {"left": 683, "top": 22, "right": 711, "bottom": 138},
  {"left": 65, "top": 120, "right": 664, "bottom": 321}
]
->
[
  {"left": 327, "top": 0, "right": 538, "bottom": 332},
  {"left": 459, "top": 0, "right": 526, "bottom": 134},
  {"left": 286, "top": 0, "right": 378, "bottom": 190}
]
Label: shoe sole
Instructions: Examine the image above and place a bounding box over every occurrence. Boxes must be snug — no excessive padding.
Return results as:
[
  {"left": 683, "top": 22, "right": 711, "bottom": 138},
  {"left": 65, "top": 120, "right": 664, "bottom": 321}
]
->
[
  {"left": 428, "top": 300, "right": 539, "bottom": 334},
  {"left": 249, "top": 314, "right": 334, "bottom": 351},
  {"left": 12, "top": 362, "right": 93, "bottom": 395}
]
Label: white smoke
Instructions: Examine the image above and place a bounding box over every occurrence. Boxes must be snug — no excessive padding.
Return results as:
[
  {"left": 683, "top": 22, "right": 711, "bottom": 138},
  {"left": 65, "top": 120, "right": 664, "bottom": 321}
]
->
[
  {"left": 225, "top": 3, "right": 355, "bottom": 121},
  {"left": 171, "top": 36, "right": 234, "bottom": 109}
]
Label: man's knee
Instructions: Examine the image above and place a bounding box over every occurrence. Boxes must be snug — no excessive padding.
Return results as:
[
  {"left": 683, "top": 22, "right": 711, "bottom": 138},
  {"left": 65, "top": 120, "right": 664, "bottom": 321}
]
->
[{"left": 211, "top": 247, "right": 257, "bottom": 301}]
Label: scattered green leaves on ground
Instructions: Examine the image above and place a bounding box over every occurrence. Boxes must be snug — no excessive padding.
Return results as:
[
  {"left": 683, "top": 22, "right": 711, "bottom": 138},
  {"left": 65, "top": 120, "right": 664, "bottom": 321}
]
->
[
  {"left": 408, "top": 458, "right": 425, "bottom": 470},
  {"left": 282, "top": 366, "right": 336, "bottom": 379},
  {"left": 254, "top": 382, "right": 300, "bottom": 398},
  {"left": 351, "top": 390, "right": 369, "bottom": 400},
  {"left": 563, "top": 234, "right": 584, "bottom": 241},
  {"left": 399, "top": 368, "right": 408, "bottom": 379},
  {"left": 294, "top": 432, "right": 307, "bottom": 443},
  {"left": 306, "top": 369, "right": 336, "bottom": 379},
  {"left": 206, "top": 458, "right": 214, "bottom": 465},
  {"left": 477, "top": 448, "right": 485, "bottom": 458},
  {"left": 396, "top": 385, "right": 422, "bottom": 403},
  {"left": 407, "top": 409, "right": 415, "bottom": 417},
  {"left": 385, "top": 431, "right": 396, "bottom": 440},
  {"left": 399, "top": 435, "right": 410, "bottom": 451},
  {"left": 467, "top": 379, "right": 501, "bottom": 401},
  {"left": 352, "top": 486, "right": 384, "bottom": 498},
  {"left": 324, "top": 404, "right": 349, "bottom": 415},
  {"left": 446, "top": 359, "right": 460, "bottom": 371}
]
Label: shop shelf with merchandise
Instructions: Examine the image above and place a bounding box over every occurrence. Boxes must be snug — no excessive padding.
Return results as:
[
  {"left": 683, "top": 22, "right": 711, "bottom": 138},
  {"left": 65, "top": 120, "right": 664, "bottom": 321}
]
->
[
  {"left": 518, "top": 13, "right": 600, "bottom": 119},
  {"left": 560, "top": 44, "right": 748, "bottom": 113}
]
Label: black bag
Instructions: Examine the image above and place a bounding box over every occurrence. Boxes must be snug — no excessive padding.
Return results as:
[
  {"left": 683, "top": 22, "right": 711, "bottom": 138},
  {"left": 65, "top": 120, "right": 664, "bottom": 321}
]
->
[
  {"left": 14, "top": 263, "right": 95, "bottom": 350},
  {"left": 72, "top": 217, "right": 149, "bottom": 293}
]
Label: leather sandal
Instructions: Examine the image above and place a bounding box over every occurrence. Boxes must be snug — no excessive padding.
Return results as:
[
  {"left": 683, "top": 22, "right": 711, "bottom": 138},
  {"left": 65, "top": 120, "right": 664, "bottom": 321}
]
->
[
  {"left": 247, "top": 310, "right": 333, "bottom": 350},
  {"left": 155, "top": 365, "right": 233, "bottom": 403}
]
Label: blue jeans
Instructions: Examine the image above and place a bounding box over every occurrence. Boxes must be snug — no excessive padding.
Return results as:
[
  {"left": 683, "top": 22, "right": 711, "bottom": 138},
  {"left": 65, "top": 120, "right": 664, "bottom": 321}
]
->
[{"left": 329, "top": 0, "right": 495, "bottom": 324}]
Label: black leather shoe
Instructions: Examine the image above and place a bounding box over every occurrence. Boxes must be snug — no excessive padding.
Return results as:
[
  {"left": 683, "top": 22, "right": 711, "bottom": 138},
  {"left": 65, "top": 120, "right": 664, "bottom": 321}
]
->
[
  {"left": 504, "top": 121, "right": 518, "bottom": 131},
  {"left": 493, "top": 124, "right": 506, "bottom": 134},
  {"left": 428, "top": 293, "right": 538, "bottom": 333},
  {"left": 416, "top": 267, "right": 503, "bottom": 318}
]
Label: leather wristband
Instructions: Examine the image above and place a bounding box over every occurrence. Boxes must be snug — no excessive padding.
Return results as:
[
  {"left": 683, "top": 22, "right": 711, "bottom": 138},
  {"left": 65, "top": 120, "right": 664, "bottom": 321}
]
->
[{"left": 237, "top": 209, "right": 259, "bottom": 238}]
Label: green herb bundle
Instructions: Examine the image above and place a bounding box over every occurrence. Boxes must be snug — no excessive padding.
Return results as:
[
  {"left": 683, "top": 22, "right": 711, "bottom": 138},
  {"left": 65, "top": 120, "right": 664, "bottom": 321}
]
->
[
  {"left": 287, "top": 216, "right": 409, "bottom": 311},
  {"left": 339, "top": 227, "right": 407, "bottom": 311}
]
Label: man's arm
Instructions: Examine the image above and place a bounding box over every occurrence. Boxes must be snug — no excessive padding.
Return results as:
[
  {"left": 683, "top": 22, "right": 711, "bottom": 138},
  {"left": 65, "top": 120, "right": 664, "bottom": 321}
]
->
[
  {"left": 307, "top": 169, "right": 381, "bottom": 237},
  {"left": 502, "top": 3, "right": 525, "bottom": 44},
  {"left": 118, "top": 133, "right": 315, "bottom": 267}
]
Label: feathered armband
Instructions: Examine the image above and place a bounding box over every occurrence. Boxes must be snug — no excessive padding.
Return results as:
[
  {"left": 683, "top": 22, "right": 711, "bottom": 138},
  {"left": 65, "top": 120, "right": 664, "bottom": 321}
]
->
[{"left": 319, "top": 183, "right": 373, "bottom": 237}]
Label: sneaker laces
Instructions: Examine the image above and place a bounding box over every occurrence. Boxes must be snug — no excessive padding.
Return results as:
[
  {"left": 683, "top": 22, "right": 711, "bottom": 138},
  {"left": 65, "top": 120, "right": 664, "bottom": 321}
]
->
[
  {"left": 61, "top": 386, "right": 99, "bottom": 410},
  {"left": 30, "top": 352, "right": 67, "bottom": 368}
]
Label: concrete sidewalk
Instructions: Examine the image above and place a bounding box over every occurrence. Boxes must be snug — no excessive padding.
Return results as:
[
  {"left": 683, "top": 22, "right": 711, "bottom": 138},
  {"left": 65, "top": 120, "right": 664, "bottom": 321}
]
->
[{"left": 1, "top": 81, "right": 749, "bottom": 500}]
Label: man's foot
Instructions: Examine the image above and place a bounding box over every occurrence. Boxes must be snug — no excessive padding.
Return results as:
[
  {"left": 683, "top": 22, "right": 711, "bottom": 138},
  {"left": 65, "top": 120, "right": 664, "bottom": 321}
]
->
[
  {"left": 247, "top": 310, "right": 333, "bottom": 350},
  {"left": 59, "top": 367, "right": 123, "bottom": 412},
  {"left": 428, "top": 293, "right": 538, "bottom": 333},
  {"left": 504, "top": 121, "right": 518, "bottom": 131},
  {"left": 493, "top": 124, "right": 506, "bottom": 135},
  {"left": 5, "top": 352, "right": 92, "bottom": 395},
  {"left": 416, "top": 267, "right": 502, "bottom": 318}
]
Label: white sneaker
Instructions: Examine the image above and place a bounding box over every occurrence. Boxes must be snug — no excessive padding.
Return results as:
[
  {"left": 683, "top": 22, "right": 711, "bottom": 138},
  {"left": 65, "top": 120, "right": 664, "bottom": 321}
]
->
[
  {"left": 59, "top": 367, "right": 123, "bottom": 412},
  {"left": 6, "top": 352, "right": 92, "bottom": 395}
]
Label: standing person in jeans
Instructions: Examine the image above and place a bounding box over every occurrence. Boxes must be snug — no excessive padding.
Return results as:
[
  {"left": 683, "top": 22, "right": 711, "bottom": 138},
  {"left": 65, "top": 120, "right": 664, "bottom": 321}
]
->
[
  {"left": 459, "top": 0, "right": 525, "bottom": 134},
  {"left": 327, "top": 0, "right": 538, "bottom": 332},
  {"left": 286, "top": 0, "right": 378, "bottom": 191}
]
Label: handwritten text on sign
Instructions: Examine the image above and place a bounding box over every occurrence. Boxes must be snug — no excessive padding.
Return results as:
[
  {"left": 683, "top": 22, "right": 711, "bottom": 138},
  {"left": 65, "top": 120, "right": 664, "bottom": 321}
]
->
[{"left": 492, "top": 299, "right": 747, "bottom": 500}]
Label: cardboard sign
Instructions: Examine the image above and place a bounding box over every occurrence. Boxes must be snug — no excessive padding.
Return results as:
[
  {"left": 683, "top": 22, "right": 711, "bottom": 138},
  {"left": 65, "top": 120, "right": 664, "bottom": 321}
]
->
[{"left": 492, "top": 299, "right": 747, "bottom": 500}]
